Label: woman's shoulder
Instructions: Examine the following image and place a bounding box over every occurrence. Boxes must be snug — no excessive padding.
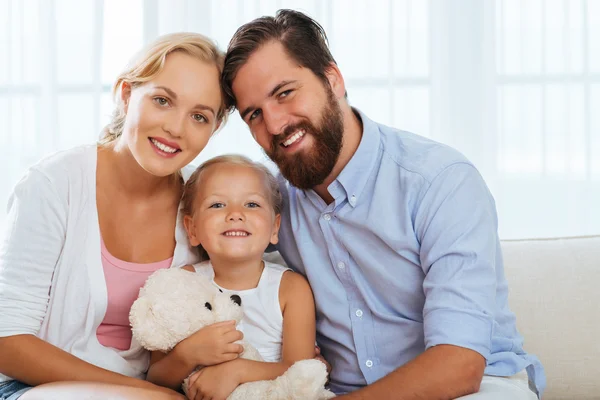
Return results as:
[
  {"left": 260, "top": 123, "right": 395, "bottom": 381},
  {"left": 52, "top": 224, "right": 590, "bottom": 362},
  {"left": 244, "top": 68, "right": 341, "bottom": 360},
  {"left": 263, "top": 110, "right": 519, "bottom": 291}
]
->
[
  {"left": 28, "top": 145, "right": 96, "bottom": 183},
  {"left": 14, "top": 145, "right": 96, "bottom": 197}
]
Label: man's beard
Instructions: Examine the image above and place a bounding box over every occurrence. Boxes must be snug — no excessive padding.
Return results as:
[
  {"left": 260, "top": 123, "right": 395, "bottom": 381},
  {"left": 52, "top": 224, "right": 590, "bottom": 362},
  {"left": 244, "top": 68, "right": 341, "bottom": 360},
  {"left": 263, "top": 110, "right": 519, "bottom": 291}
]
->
[{"left": 266, "top": 86, "right": 344, "bottom": 190}]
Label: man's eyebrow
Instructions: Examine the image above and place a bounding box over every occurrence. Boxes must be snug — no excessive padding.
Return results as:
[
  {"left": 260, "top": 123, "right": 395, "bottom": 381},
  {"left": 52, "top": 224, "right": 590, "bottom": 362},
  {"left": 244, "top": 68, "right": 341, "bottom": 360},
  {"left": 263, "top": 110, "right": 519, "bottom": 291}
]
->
[
  {"left": 156, "top": 85, "right": 215, "bottom": 116},
  {"left": 240, "top": 80, "right": 297, "bottom": 121}
]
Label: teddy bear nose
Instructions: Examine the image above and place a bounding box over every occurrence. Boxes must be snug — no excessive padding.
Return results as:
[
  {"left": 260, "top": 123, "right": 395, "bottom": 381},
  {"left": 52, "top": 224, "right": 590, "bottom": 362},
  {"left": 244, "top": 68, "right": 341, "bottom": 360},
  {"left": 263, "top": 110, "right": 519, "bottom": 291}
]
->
[
  {"left": 230, "top": 295, "right": 242, "bottom": 306},
  {"left": 204, "top": 302, "right": 212, "bottom": 311}
]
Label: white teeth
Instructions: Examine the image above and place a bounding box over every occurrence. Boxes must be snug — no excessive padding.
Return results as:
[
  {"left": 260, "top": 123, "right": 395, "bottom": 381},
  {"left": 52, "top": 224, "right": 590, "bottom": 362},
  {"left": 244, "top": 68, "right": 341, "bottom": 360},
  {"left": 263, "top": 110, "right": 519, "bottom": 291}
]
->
[
  {"left": 224, "top": 231, "right": 249, "bottom": 237},
  {"left": 282, "top": 130, "right": 305, "bottom": 147},
  {"left": 151, "top": 138, "right": 178, "bottom": 153}
]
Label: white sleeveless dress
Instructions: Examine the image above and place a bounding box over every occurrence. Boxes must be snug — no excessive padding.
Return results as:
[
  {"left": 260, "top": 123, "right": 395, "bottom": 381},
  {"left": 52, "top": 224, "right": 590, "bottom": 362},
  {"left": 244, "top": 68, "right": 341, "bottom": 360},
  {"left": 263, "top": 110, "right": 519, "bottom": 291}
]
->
[{"left": 192, "top": 260, "right": 291, "bottom": 362}]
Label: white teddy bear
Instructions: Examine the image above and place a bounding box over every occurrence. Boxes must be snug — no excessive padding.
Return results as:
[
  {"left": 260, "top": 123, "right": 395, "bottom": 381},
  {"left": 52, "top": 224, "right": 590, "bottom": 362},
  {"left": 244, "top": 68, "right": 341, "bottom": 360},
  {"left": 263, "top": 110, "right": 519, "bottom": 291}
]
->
[{"left": 130, "top": 267, "right": 335, "bottom": 400}]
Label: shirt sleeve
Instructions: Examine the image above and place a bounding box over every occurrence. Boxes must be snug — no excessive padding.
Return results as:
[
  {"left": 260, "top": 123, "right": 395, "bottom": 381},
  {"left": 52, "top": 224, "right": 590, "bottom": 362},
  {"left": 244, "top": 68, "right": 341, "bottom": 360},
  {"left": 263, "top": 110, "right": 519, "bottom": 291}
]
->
[
  {"left": 415, "top": 162, "right": 499, "bottom": 360},
  {"left": 0, "top": 169, "right": 67, "bottom": 337}
]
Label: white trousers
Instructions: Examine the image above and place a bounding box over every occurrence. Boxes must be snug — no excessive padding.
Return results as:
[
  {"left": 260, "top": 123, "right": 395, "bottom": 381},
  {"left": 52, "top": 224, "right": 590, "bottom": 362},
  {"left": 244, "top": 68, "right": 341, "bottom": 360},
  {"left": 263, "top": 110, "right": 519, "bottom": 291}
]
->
[{"left": 455, "top": 371, "right": 538, "bottom": 400}]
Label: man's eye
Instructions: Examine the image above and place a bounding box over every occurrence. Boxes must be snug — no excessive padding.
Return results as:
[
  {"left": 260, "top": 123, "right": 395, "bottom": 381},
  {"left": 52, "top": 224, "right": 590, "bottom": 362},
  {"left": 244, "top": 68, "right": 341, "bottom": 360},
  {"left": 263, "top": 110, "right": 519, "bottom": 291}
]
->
[
  {"left": 249, "top": 109, "right": 261, "bottom": 122},
  {"left": 278, "top": 89, "right": 292, "bottom": 98},
  {"left": 209, "top": 203, "right": 225, "bottom": 209},
  {"left": 153, "top": 97, "right": 169, "bottom": 106}
]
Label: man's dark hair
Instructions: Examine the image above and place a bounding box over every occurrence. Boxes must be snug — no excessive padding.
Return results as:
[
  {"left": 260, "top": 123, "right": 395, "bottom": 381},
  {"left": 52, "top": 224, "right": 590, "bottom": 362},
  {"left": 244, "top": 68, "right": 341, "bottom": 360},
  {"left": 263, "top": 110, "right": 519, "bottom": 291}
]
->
[{"left": 222, "top": 9, "right": 337, "bottom": 113}]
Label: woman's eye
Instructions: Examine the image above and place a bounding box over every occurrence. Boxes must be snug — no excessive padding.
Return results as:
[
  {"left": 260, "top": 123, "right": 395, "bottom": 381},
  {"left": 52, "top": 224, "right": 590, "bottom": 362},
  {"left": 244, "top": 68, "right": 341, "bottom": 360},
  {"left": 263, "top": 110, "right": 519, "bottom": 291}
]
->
[
  {"left": 153, "top": 97, "right": 169, "bottom": 106},
  {"left": 193, "top": 114, "right": 207, "bottom": 123},
  {"left": 209, "top": 202, "right": 225, "bottom": 209}
]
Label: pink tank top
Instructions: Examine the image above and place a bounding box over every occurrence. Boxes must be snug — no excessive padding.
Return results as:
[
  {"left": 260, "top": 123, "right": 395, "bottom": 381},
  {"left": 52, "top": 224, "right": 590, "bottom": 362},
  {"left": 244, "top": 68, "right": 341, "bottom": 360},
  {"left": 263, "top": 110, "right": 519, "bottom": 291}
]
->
[{"left": 96, "top": 238, "right": 173, "bottom": 350}]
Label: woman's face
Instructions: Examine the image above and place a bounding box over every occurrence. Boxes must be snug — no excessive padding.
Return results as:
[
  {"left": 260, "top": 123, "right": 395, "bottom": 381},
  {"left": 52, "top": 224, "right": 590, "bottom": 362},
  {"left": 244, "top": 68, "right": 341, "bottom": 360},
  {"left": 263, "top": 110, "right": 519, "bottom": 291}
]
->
[{"left": 120, "top": 51, "right": 223, "bottom": 177}]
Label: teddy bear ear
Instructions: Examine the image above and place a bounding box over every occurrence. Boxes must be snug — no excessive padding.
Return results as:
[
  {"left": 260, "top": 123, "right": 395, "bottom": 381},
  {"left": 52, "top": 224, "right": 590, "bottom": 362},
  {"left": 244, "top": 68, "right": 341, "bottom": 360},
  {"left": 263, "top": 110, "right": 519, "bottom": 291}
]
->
[{"left": 230, "top": 295, "right": 242, "bottom": 306}]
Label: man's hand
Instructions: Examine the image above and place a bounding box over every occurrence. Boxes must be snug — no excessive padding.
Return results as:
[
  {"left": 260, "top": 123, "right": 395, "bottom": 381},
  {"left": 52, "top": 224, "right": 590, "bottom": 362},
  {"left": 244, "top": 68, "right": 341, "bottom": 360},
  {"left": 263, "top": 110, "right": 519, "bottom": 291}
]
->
[
  {"left": 186, "top": 361, "right": 242, "bottom": 400},
  {"left": 176, "top": 321, "right": 244, "bottom": 368}
]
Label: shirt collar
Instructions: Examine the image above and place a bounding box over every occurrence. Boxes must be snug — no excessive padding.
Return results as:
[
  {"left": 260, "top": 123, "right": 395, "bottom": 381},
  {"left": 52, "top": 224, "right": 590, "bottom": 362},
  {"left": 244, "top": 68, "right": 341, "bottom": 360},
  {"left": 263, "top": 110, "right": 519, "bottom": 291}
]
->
[{"left": 332, "top": 108, "right": 381, "bottom": 208}]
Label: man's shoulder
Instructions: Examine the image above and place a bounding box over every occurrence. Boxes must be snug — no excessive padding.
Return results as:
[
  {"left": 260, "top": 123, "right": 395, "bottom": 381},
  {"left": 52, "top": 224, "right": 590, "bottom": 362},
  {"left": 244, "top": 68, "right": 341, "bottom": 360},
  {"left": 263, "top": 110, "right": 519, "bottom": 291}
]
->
[{"left": 376, "top": 122, "right": 473, "bottom": 183}]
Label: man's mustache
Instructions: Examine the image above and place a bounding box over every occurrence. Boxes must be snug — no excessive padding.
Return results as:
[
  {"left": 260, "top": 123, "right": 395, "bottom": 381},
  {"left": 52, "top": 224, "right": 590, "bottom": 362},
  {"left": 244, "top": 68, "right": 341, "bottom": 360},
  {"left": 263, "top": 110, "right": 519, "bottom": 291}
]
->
[{"left": 272, "top": 123, "right": 311, "bottom": 148}]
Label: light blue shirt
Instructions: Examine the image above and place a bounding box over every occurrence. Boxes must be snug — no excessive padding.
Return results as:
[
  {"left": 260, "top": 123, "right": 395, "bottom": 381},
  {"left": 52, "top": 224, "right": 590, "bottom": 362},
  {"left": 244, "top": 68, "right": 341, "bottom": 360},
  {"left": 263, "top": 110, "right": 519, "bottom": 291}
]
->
[{"left": 276, "top": 110, "right": 545, "bottom": 396}]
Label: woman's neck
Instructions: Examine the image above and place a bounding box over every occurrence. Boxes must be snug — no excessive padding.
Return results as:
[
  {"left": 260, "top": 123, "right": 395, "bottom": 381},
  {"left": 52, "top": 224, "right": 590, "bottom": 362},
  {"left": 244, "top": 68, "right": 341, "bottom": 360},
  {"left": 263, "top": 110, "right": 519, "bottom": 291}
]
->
[
  {"left": 99, "top": 141, "right": 180, "bottom": 199},
  {"left": 210, "top": 258, "right": 265, "bottom": 291}
]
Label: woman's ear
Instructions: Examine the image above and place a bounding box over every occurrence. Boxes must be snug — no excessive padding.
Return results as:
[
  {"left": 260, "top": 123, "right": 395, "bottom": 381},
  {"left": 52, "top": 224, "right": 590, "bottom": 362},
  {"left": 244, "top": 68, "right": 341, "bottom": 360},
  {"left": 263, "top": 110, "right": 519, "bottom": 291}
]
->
[
  {"left": 183, "top": 215, "right": 201, "bottom": 246},
  {"left": 270, "top": 214, "right": 281, "bottom": 246},
  {"left": 120, "top": 81, "right": 132, "bottom": 113}
]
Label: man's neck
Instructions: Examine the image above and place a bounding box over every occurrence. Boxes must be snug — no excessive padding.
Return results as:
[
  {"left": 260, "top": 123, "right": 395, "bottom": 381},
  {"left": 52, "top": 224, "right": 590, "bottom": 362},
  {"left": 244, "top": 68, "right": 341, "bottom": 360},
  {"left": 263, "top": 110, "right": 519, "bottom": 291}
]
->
[{"left": 313, "top": 106, "right": 363, "bottom": 205}]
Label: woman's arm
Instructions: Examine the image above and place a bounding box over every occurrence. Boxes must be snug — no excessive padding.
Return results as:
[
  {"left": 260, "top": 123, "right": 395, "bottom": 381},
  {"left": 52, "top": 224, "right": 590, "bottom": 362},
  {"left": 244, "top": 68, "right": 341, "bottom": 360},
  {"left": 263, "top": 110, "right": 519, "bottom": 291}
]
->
[
  {"left": 0, "top": 170, "right": 168, "bottom": 392},
  {"left": 186, "top": 271, "right": 317, "bottom": 398},
  {"left": 0, "top": 335, "right": 159, "bottom": 390}
]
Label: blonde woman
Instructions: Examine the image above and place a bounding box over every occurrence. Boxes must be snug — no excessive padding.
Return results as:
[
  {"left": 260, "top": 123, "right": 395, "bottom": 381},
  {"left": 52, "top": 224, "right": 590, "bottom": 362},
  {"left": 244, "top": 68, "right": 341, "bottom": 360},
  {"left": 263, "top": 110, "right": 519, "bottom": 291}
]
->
[{"left": 0, "top": 33, "right": 240, "bottom": 400}]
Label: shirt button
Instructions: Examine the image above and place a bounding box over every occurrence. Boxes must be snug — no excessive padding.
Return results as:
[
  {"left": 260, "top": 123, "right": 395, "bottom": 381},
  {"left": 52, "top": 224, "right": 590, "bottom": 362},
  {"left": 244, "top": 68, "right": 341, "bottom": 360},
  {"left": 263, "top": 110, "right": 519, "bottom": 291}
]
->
[
  {"left": 365, "top": 359, "right": 373, "bottom": 368},
  {"left": 337, "top": 262, "right": 345, "bottom": 269},
  {"left": 355, "top": 309, "right": 363, "bottom": 317},
  {"left": 323, "top": 213, "right": 331, "bottom": 221},
  {"left": 350, "top": 195, "right": 357, "bottom": 206}
]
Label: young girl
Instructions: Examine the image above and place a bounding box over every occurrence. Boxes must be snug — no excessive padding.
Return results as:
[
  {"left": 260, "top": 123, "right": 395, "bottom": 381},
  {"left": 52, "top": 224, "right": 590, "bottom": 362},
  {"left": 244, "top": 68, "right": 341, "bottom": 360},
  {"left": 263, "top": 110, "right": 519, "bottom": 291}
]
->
[{"left": 149, "top": 155, "right": 317, "bottom": 399}]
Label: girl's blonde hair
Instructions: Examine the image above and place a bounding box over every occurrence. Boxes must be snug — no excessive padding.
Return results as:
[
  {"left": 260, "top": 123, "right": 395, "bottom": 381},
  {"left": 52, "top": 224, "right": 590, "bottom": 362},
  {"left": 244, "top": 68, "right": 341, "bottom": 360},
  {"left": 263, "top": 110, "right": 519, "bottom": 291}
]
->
[
  {"left": 100, "top": 32, "right": 227, "bottom": 144},
  {"left": 182, "top": 154, "right": 283, "bottom": 218}
]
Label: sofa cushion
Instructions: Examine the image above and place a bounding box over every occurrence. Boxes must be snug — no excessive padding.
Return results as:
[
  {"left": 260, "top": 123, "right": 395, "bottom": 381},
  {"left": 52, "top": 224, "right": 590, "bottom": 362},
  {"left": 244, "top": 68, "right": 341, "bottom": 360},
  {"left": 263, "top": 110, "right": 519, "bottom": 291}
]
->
[{"left": 501, "top": 235, "right": 600, "bottom": 400}]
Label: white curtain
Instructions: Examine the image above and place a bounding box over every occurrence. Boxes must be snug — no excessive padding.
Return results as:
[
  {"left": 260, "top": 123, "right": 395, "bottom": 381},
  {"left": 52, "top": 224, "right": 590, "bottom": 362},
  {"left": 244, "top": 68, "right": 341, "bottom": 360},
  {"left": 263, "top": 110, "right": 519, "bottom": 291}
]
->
[{"left": 1, "top": 0, "right": 599, "bottom": 239}]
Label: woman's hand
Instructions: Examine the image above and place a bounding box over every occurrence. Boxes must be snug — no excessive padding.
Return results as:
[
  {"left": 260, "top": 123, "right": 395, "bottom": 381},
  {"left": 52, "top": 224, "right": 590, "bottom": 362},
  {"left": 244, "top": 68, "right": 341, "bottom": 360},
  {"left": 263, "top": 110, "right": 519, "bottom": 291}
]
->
[
  {"left": 175, "top": 321, "right": 244, "bottom": 368},
  {"left": 186, "top": 360, "right": 242, "bottom": 400}
]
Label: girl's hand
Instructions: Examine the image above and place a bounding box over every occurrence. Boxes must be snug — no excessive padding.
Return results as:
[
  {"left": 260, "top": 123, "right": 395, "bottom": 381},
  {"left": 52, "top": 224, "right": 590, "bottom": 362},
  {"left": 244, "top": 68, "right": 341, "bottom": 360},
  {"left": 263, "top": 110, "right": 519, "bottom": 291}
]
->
[
  {"left": 176, "top": 321, "right": 244, "bottom": 367},
  {"left": 315, "top": 345, "right": 332, "bottom": 384},
  {"left": 186, "top": 360, "right": 242, "bottom": 400}
]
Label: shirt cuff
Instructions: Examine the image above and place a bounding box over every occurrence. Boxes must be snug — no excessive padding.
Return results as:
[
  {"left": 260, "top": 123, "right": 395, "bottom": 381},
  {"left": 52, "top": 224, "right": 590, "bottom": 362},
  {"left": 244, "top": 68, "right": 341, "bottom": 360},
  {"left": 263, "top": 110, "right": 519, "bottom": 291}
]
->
[{"left": 424, "top": 308, "right": 493, "bottom": 360}]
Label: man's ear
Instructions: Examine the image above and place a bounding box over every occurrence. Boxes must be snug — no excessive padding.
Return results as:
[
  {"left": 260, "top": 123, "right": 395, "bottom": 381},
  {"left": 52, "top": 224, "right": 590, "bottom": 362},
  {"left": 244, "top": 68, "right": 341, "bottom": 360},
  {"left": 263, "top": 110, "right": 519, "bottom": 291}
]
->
[
  {"left": 183, "top": 215, "right": 201, "bottom": 246},
  {"left": 120, "top": 81, "right": 132, "bottom": 113},
  {"left": 324, "top": 63, "right": 346, "bottom": 99},
  {"left": 270, "top": 214, "right": 282, "bottom": 245}
]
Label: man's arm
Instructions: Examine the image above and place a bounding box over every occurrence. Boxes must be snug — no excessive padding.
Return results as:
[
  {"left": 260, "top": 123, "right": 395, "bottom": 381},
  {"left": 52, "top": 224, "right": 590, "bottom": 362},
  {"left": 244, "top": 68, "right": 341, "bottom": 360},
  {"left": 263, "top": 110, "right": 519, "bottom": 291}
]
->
[
  {"left": 339, "top": 345, "right": 484, "bottom": 400},
  {"left": 345, "top": 162, "right": 498, "bottom": 399}
]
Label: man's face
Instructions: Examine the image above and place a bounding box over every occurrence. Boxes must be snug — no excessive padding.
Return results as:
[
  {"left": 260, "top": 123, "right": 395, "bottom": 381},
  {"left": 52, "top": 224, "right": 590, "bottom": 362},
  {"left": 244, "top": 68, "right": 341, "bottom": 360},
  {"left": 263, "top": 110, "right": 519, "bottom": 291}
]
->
[{"left": 231, "top": 41, "right": 344, "bottom": 189}]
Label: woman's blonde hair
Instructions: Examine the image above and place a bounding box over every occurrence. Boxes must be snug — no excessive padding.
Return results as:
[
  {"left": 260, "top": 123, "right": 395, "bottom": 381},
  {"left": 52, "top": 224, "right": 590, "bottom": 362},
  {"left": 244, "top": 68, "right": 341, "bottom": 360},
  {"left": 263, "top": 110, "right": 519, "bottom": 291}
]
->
[
  {"left": 100, "top": 32, "right": 227, "bottom": 144},
  {"left": 182, "top": 154, "right": 283, "bottom": 218}
]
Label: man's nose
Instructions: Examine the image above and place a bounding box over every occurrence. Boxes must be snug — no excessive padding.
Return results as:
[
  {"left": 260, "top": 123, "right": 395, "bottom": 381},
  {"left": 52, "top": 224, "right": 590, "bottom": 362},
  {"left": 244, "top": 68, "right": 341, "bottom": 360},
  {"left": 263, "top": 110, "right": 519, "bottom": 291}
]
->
[{"left": 262, "top": 104, "right": 288, "bottom": 136}]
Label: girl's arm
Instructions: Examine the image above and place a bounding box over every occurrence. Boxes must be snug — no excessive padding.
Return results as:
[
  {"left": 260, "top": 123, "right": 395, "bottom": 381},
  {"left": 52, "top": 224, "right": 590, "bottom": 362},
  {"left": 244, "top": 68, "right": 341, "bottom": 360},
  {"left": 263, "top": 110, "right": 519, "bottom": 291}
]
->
[
  {"left": 236, "top": 270, "right": 317, "bottom": 383},
  {"left": 187, "top": 270, "right": 316, "bottom": 398},
  {"left": 146, "top": 321, "right": 244, "bottom": 390}
]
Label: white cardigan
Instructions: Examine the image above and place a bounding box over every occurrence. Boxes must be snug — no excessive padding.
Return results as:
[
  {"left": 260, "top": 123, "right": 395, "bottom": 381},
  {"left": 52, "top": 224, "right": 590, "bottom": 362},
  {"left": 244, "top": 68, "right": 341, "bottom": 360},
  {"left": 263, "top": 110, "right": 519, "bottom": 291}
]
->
[{"left": 0, "top": 145, "right": 199, "bottom": 382}]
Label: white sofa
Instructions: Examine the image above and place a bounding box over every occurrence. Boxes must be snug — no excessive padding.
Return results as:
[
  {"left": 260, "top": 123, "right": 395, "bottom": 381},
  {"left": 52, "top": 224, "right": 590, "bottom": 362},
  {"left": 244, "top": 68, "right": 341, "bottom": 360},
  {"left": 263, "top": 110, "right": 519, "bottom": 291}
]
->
[{"left": 502, "top": 235, "right": 599, "bottom": 400}]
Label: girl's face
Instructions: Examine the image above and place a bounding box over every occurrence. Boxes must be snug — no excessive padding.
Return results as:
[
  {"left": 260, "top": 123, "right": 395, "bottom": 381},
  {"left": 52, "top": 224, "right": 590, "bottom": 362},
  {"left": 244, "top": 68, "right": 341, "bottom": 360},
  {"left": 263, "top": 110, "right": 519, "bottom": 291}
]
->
[
  {"left": 120, "top": 51, "right": 223, "bottom": 177},
  {"left": 184, "top": 163, "right": 281, "bottom": 263}
]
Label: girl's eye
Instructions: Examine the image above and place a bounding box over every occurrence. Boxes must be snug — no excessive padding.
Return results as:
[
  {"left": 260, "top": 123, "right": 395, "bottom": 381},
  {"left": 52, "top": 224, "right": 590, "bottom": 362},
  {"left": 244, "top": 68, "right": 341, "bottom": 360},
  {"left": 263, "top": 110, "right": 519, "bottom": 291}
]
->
[
  {"left": 193, "top": 114, "right": 207, "bottom": 123},
  {"left": 209, "top": 202, "right": 225, "bottom": 209},
  {"left": 246, "top": 202, "right": 260, "bottom": 208},
  {"left": 153, "top": 97, "right": 169, "bottom": 106}
]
